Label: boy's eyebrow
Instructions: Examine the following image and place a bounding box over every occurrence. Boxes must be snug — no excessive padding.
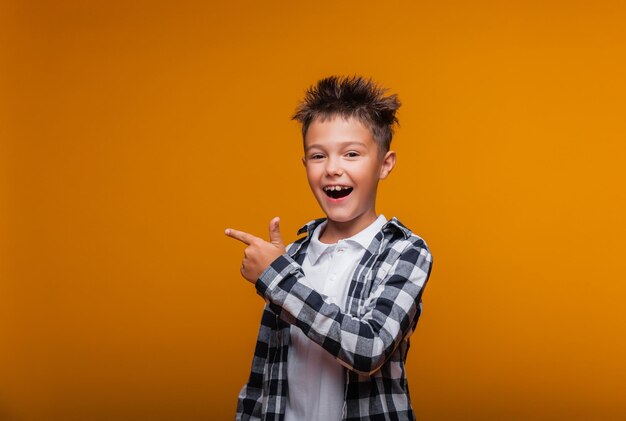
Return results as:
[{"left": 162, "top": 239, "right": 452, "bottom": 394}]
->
[{"left": 305, "top": 141, "right": 367, "bottom": 152}]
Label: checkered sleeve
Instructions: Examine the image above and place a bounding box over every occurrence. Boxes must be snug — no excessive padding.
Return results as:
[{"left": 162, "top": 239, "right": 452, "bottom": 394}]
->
[{"left": 255, "top": 241, "right": 433, "bottom": 375}]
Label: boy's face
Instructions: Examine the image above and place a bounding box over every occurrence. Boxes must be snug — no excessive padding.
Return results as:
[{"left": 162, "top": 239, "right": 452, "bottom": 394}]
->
[{"left": 302, "top": 115, "right": 395, "bottom": 226}]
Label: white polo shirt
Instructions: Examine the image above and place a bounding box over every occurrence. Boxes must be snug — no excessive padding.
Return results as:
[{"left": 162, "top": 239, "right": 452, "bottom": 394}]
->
[{"left": 284, "top": 214, "right": 388, "bottom": 421}]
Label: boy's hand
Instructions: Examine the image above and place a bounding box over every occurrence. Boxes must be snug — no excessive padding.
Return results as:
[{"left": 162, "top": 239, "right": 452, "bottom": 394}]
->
[{"left": 224, "top": 217, "right": 287, "bottom": 284}]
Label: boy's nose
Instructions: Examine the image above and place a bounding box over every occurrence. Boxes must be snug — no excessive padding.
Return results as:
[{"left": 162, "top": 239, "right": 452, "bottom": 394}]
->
[
  {"left": 325, "top": 164, "right": 344, "bottom": 176},
  {"left": 325, "top": 157, "right": 344, "bottom": 176}
]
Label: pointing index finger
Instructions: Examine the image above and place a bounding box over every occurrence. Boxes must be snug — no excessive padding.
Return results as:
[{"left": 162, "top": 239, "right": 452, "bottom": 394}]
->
[{"left": 225, "top": 228, "right": 256, "bottom": 245}]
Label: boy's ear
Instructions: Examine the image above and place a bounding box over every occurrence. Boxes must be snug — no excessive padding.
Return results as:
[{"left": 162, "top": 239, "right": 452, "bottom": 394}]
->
[
  {"left": 379, "top": 150, "right": 396, "bottom": 180},
  {"left": 301, "top": 156, "right": 306, "bottom": 167}
]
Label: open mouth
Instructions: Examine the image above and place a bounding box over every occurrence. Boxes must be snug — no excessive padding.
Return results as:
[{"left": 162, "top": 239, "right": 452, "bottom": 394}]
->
[{"left": 324, "top": 186, "right": 353, "bottom": 199}]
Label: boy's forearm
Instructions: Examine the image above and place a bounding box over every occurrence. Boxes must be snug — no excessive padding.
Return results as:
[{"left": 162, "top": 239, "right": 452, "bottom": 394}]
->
[{"left": 255, "top": 247, "right": 432, "bottom": 375}]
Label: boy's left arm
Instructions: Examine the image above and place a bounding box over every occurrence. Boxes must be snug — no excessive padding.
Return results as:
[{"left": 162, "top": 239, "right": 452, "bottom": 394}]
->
[{"left": 225, "top": 218, "right": 433, "bottom": 376}]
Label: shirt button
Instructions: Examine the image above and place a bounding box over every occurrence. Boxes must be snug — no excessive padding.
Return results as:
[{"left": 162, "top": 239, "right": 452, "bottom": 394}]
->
[{"left": 337, "top": 248, "right": 344, "bottom": 253}]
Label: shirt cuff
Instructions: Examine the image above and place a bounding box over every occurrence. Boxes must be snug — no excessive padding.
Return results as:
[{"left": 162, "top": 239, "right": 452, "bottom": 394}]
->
[{"left": 255, "top": 253, "right": 301, "bottom": 299}]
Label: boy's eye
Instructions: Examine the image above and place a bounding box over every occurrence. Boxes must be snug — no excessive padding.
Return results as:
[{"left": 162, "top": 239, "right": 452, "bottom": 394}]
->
[
  {"left": 310, "top": 154, "right": 324, "bottom": 160},
  {"left": 346, "top": 152, "right": 359, "bottom": 157}
]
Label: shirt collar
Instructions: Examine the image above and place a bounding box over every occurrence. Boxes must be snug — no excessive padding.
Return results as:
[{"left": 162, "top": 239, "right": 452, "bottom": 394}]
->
[
  {"left": 297, "top": 215, "right": 412, "bottom": 240},
  {"left": 303, "top": 214, "right": 389, "bottom": 266},
  {"left": 305, "top": 222, "right": 331, "bottom": 265}
]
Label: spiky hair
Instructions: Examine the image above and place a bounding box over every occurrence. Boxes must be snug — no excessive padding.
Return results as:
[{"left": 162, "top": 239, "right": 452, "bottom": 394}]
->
[{"left": 291, "top": 75, "right": 401, "bottom": 155}]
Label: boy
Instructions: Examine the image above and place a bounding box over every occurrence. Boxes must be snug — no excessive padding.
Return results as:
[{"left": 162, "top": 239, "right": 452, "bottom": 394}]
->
[{"left": 225, "top": 75, "right": 433, "bottom": 421}]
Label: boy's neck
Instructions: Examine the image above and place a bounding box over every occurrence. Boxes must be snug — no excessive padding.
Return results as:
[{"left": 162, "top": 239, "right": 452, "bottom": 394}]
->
[{"left": 318, "top": 210, "right": 379, "bottom": 244}]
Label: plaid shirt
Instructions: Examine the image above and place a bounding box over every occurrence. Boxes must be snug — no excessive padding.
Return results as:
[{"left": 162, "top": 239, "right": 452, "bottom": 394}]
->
[{"left": 236, "top": 216, "right": 434, "bottom": 421}]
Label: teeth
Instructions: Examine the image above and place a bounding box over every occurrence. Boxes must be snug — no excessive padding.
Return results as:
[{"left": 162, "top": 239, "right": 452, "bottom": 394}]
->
[{"left": 324, "top": 185, "right": 351, "bottom": 191}]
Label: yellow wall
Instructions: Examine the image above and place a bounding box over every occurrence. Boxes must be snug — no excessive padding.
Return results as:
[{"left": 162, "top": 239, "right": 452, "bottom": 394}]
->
[{"left": 2, "top": 1, "right": 625, "bottom": 420}]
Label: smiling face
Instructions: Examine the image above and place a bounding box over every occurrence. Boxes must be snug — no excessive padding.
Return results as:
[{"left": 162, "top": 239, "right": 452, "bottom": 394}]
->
[{"left": 302, "top": 115, "right": 396, "bottom": 239}]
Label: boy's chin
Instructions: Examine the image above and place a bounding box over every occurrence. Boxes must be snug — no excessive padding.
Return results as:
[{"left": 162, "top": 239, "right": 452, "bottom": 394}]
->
[{"left": 323, "top": 210, "right": 356, "bottom": 223}]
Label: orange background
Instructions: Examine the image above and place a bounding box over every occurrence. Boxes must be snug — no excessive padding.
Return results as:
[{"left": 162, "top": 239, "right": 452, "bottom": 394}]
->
[{"left": 2, "top": 1, "right": 625, "bottom": 420}]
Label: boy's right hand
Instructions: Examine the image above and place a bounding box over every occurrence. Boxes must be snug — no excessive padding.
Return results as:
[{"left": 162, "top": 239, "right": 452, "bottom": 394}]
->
[{"left": 225, "top": 217, "right": 287, "bottom": 284}]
